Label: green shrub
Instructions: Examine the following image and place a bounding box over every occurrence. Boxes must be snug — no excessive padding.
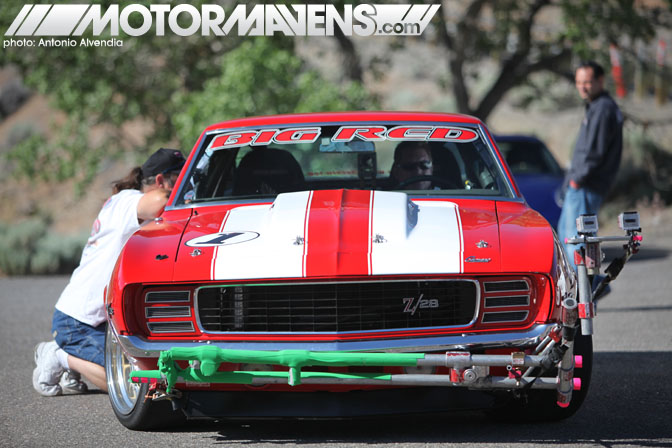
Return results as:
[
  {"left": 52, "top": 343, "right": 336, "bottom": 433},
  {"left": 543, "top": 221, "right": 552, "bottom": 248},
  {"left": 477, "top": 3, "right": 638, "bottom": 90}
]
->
[
  {"left": 609, "top": 130, "right": 672, "bottom": 206},
  {"left": 0, "top": 217, "right": 86, "bottom": 276}
]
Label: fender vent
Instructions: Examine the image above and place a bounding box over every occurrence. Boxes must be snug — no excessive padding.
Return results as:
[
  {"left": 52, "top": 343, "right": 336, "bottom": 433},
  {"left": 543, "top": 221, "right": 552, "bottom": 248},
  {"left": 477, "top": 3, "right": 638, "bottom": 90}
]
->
[
  {"left": 145, "top": 291, "right": 190, "bottom": 303},
  {"left": 147, "top": 322, "right": 194, "bottom": 333},
  {"left": 481, "top": 277, "right": 533, "bottom": 325},
  {"left": 483, "top": 281, "right": 529, "bottom": 293},
  {"left": 484, "top": 295, "right": 529, "bottom": 308},
  {"left": 142, "top": 289, "right": 196, "bottom": 335},
  {"left": 145, "top": 306, "right": 192, "bottom": 318}
]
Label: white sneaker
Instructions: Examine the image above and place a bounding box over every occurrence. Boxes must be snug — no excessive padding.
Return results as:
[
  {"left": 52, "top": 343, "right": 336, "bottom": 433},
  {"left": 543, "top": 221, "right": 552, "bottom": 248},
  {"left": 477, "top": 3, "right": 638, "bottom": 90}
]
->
[
  {"left": 33, "top": 341, "right": 64, "bottom": 397},
  {"left": 60, "top": 370, "right": 88, "bottom": 394}
]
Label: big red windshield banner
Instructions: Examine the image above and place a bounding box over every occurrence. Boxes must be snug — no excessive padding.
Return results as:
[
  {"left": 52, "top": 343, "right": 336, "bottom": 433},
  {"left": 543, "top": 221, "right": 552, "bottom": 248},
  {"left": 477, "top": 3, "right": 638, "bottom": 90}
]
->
[{"left": 208, "top": 125, "right": 479, "bottom": 150}]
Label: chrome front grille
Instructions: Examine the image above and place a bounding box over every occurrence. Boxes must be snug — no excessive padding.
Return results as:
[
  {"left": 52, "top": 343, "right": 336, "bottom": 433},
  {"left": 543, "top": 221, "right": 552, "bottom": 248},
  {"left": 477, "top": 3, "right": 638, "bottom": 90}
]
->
[{"left": 196, "top": 280, "right": 479, "bottom": 333}]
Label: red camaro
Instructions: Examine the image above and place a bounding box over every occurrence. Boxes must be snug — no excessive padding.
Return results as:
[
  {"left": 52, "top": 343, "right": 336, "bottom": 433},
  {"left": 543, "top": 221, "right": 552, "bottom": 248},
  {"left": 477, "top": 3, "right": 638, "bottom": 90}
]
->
[{"left": 104, "top": 112, "right": 630, "bottom": 430}]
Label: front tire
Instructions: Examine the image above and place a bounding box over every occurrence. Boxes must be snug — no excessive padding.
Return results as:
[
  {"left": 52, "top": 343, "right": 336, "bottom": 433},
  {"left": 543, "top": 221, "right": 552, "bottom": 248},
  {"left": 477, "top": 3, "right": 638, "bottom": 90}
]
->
[
  {"left": 105, "top": 325, "right": 185, "bottom": 430},
  {"left": 490, "top": 332, "right": 593, "bottom": 422}
]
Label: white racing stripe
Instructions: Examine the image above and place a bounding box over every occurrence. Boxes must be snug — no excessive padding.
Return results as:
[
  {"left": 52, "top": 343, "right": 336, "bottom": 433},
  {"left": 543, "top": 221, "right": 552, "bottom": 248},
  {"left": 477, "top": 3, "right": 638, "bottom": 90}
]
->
[
  {"left": 209, "top": 209, "right": 230, "bottom": 280},
  {"left": 210, "top": 191, "right": 463, "bottom": 279},
  {"left": 370, "top": 193, "right": 463, "bottom": 275},
  {"left": 301, "top": 191, "right": 314, "bottom": 277},
  {"left": 211, "top": 192, "right": 311, "bottom": 280}
]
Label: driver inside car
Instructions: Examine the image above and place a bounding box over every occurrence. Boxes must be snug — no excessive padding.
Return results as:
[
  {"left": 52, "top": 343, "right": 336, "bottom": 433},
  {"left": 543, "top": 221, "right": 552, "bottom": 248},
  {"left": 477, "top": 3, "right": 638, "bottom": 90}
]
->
[{"left": 390, "top": 141, "right": 434, "bottom": 190}]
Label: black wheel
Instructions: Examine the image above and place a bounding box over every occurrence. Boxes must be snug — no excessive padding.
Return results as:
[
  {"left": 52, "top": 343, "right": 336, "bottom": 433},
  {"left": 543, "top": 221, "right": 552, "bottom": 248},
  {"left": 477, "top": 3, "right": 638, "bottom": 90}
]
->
[
  {"left": 105, "top": 325, "right": 185, "bottom": 430},
  {"left": 394, "top": 175, "right": 461, "bottom": 189},
  {"left": 490, "top": 332, "right": 593, "bottom": 422}
]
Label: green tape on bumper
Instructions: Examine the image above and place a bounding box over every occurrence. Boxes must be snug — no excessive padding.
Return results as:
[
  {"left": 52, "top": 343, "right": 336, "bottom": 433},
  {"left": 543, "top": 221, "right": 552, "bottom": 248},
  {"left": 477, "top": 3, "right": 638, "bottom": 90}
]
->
[{"left": 131, "top": 346, "right": 424, "bottom": 391}]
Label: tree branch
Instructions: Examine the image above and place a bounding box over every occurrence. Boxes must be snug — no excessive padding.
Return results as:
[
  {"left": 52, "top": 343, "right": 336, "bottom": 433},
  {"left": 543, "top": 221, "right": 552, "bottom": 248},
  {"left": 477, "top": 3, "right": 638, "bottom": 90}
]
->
[
  {"left": 436, "top": 0, "right": 491, "bottom": 114},
  {"left": 333, "top": 27, "right": 363, "bottom": 82},
  {"left": 475, "top": 47, "right": 572, "bottom": 120},
  {"left": 473, "top": 0, "right": 554, "bottom": 120}
]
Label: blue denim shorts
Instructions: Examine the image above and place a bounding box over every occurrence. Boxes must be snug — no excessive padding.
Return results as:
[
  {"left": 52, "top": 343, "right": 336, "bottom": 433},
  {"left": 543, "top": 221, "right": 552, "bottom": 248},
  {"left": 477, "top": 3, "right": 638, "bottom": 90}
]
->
[{"left": 52, "top": 309, "right": 106, "bottom": 367}]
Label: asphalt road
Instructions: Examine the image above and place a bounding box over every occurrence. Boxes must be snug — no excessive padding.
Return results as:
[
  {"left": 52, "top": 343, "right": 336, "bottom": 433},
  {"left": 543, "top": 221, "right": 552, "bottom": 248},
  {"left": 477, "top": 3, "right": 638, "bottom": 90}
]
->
[{"left": 1, "top": 234, "right": 671, "bottom": 448}]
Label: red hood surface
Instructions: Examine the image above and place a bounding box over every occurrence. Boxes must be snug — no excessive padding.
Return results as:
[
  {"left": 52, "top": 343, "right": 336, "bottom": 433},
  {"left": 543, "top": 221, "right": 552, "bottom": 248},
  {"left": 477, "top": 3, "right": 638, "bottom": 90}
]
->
[
  {"left": 118, "top": 191, "right": 553, "bottom": 284},
  {"left": 496, "top": 201, "right": 555, "bottom": 274},
  {"left": 113, "top": 208, "right": 192, "bottom": 286},
  {"left": 168, "top": 190, "right": 556, "bottom": 282}
]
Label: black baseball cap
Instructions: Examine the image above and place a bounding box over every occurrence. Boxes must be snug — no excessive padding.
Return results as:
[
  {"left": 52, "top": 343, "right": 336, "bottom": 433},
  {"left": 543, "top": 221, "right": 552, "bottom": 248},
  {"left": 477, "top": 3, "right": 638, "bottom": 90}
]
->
[{"left": 141, "top": 148, "right": 186, "bottom": 178}]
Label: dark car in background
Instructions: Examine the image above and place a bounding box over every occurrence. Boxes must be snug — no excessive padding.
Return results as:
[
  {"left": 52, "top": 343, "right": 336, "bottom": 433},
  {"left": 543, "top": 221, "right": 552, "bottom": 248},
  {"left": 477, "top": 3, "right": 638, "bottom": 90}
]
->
[{"left": 494, "top": 135, "right": 564, "bottom": 228}]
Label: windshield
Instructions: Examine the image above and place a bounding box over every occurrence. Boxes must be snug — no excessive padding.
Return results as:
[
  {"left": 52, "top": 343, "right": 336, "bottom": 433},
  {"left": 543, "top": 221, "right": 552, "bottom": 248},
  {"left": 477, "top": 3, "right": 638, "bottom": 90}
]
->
[{"left": 176, "top": 123, "right": 514, "bottom": 205}]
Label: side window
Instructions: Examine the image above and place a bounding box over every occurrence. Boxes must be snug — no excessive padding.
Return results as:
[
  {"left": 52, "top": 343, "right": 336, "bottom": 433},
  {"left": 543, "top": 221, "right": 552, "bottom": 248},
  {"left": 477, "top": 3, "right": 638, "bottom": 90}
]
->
[{"left": 195, "top": 149, "right": 237, "bottom": 199}]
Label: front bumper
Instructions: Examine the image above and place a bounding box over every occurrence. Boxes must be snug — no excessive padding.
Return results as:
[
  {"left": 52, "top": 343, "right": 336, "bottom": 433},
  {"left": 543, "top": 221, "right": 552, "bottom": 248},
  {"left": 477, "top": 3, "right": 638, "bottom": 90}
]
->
[
  {"left": 127, "top": 323, "right": 581, "bottom": 411},
  {"left": 131, "top": 343, "right": 575, "bottom": 392},
  {"left": 117, "top": 323, "right": 556, "bottom": 358}
]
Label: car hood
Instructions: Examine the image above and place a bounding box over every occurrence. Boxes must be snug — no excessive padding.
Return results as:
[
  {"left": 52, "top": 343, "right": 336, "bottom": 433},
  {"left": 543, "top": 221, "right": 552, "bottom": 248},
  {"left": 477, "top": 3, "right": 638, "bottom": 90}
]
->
[{"left": 166, "top": 190, "right": 553, "bottom": 282}]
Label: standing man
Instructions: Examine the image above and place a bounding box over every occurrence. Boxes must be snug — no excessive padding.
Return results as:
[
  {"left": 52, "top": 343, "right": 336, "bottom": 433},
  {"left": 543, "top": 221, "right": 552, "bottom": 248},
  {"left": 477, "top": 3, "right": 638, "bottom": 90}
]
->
[{"left": 558, "top": 61, "right": 624, "bottom": 269}]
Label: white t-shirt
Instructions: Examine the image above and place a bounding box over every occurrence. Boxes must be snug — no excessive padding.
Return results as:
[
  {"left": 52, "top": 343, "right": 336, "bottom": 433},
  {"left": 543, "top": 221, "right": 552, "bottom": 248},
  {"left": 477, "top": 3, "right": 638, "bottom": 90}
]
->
[{"left": 55, "top": 189, "right": 143, "bottom": 327}]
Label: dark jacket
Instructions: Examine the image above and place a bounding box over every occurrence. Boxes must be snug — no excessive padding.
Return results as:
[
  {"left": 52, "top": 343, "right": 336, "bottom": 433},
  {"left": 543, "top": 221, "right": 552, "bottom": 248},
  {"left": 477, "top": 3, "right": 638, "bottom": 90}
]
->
[{"left": 566, "top": 91, "right": 623, "bottom": 196}]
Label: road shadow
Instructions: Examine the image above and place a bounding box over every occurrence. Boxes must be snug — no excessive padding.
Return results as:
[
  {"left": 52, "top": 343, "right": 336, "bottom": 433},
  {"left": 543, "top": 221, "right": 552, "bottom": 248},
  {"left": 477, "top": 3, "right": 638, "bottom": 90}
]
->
[
  {"left": 165, "top": 352, "right": 672, "bottom": 446},
  {"left": 602, "top": 244, "right": 669, "bottom": 262},
  {"left": 597, "top": 304, "right": 672, "bottom": 313}
]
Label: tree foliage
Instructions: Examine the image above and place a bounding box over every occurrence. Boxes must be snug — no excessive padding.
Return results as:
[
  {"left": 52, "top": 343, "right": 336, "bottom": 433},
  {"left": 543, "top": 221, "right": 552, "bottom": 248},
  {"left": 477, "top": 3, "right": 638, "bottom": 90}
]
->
[
  {"left": 0, "top": 0, "right": 375, "bottom": 188},
  {"left": 1, "top": 0, "right": 669, "bottom": 191},
  {"left": 330, "top": 0, "right": 667, "bottom": 120},
  {"left": 172, "top": 38, "right": 371, "bottom": 150},
  {"left": 433, "top": 0, "right": 665, "bottom": 120}
]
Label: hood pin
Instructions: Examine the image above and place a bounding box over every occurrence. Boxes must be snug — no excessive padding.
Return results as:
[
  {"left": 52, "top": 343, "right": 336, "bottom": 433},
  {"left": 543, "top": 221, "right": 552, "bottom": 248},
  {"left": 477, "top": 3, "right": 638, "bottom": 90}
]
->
[{"left": 373, "top": 234, "right": 387, "bottom": 244}]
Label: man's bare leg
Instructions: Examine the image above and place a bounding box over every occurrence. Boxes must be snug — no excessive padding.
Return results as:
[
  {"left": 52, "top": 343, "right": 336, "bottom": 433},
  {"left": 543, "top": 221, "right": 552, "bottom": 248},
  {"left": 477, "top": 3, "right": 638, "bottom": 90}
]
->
[{"left": 67, "top": 355, "right": 107, "bottom": 392}]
